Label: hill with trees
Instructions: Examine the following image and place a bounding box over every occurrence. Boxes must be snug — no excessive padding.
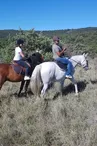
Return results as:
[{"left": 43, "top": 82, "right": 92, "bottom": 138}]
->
[{"left": 0, "top": 27, "right": 97, "bottom": 62}]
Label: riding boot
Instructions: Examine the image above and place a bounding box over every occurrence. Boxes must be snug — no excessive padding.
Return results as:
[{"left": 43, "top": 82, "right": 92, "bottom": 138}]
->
[{"left": 24, "top": 68, "right": 30, "bottom": 80}]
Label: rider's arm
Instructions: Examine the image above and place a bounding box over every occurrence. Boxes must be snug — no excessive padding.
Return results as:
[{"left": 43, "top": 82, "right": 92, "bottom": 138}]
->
[
  {"left": 56, "top": 47, "right": 67, "bottom": 57},
  {"left": 19, "top": 51, "right": 25, "bottom": 58}
]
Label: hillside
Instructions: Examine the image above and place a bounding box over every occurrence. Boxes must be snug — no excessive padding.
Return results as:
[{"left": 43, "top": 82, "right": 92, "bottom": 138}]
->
[
  {"left": 0, "top": 27, "right": 97, "bottom": 63},
  {"left": 0, "top": 29, "right": 19, "bottom": 38},
  {"left": 0, "top": 27, "right": 97, "bottom": 38}
]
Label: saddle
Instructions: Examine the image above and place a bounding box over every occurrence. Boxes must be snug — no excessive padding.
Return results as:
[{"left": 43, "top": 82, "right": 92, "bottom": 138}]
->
[
  {"left": 11, "top": 61, "right": 26, "bottom": 75},
  {"left": 55, "top": 60, "right": 67, "bottom": 70}
]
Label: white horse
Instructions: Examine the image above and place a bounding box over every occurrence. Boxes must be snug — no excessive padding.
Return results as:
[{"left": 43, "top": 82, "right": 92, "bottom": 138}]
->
[{"left": 30, "top": 53, "right": 88, "bottom": 96}]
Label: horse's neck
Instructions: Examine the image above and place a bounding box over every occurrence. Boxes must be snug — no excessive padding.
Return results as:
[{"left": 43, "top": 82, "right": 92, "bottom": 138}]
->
[{"left": 69, "top": 55, "right": 81, "bottom": 68}]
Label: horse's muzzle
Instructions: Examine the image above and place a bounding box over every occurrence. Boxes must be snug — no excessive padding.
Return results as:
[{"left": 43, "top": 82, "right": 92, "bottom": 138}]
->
[
  {"left": 84, "top": 66, "right": 89, "bottom": 71},
  {"left": 84, "top": 60, "right": 89, "bottom": 71}
]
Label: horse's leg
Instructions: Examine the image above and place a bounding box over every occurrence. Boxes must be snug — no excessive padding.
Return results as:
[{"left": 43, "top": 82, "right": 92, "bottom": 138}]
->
[
  {"left": 24, "top": 80, "right": 30, "bottom": 96},
  {"left": 70, "top": 76, "right": 78, "bottom": 96},
  {"left": 18, "top": 80, "right": 25, "bottom": 96},
  {"left": 0, "top": 74, "right": 6, "bottom": 90},
  {"left": 59, "top": 79, "right": 65, "bottom": 96},
  {"left": 41, "top": 83, "right": 49, "bottom": 96}
]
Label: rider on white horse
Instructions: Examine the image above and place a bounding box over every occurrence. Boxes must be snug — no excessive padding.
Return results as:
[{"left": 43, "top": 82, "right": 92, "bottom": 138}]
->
[
  {"left": 52, "top": 36, "right": 73, "bottom": 79},
  {"left": 30, "top": 53, "right": 88, "bottom": 96}
]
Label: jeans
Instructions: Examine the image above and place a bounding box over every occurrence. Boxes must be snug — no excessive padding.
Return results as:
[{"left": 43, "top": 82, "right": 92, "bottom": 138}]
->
[
  {"left": 56, "top": 57, "right": 73, "bottom": 76},
  {"left": 15, "top": 60, "right": 29, "bottom": 76}
]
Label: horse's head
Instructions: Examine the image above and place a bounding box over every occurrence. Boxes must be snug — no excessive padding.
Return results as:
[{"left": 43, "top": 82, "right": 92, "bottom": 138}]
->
[
  {"left": 70, "top": 53, "right": 88, "bottom": 70},
  {"left": 31, "top": 52, "right": 44, "bottom": 64},
  {"left": 81, "top": 53, "right": 88, "bottom": 70},
  {"left": 27, "top": 52, "right": 43, "bottom": 68}
]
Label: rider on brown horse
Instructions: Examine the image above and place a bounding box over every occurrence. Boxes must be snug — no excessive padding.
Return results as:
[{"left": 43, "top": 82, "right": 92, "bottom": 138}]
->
[{"left": 13, "top": 39, "right": 30, "bottom": 81}]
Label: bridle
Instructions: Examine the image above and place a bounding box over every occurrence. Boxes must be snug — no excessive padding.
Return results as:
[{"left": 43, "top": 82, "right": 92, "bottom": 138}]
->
[{"left": 70, "top": 58, "right": 88, "bottom": 68}]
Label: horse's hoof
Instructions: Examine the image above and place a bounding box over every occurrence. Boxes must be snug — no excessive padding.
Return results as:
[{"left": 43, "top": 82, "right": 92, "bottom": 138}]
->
[
  {"left": 40, "top": 94, "right": 44, "bottom": 98},
  {"left": 75, "top": 93, "right": 79, "bottom": 96}
]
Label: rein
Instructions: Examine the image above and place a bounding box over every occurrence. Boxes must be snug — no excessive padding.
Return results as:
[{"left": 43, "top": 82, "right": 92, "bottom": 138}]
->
[
  {"left": 70, "top": 58, "right": 81, "bottom": 67},
  {"left": 70, "top": 57, "right": 87, "bottom": 68}
]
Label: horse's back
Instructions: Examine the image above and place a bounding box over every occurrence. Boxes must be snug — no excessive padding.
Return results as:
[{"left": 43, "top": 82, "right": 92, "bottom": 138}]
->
[
  {"left": 32, "top": 62, "right": 55, "bottom": 76},
  {"left": 41, "top": 61, "right": 56, "bottom": 71},
  {"left": 41, "top": 61, "right": 66, "bottom": 81},
  {"left": 32, "top": 61, "right": 65, "bottom": 84},
  {"left": 31, "top": 62, "right": 56, "bottom": 83}
]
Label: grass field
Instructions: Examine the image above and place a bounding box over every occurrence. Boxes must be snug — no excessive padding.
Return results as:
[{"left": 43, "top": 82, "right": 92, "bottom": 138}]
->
[{"left": 0, "top": 58, "right": 97, "bottom": 146}]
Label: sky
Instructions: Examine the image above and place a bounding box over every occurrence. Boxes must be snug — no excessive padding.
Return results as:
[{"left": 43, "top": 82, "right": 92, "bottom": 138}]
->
[{"left": 0, "top": 0, "right": 97, "bottom": 31}]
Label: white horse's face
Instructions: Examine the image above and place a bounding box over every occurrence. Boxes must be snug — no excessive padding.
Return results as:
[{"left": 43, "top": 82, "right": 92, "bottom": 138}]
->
[{"left": 81, "top": 53, "right": 88, "bottom": 70}]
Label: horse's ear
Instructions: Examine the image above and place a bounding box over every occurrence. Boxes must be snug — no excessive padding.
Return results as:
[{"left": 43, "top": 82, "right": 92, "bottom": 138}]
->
[
  {"left": 85, "top": 53, "right": 88, "bottom": 57},
  {"left": 36, "top": 50, "right": 42, "bottom": 53},
  {"left": 83, "top": 53, "right": 88, "bottom": 57}
]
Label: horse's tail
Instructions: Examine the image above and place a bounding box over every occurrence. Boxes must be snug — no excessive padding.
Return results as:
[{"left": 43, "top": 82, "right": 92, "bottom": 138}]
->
[{"left": 30, "top": 64, "right": 42, "bottom": 96}]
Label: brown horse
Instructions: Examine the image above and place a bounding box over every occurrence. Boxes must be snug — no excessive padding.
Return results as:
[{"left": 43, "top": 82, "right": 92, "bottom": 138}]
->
[{"left": 0, "top": 52, "right": 43, "bottom": 96}]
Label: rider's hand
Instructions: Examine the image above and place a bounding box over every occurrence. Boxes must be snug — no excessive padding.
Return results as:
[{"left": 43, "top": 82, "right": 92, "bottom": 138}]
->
[{"left": 63, "top": 47, "right": 67, "bottom": 52}]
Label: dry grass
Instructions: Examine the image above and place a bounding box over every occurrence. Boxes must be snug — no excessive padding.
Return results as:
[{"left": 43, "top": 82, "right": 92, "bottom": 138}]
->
[{"left": 0, "top": 58, "right": 97, "bottom": 146}]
